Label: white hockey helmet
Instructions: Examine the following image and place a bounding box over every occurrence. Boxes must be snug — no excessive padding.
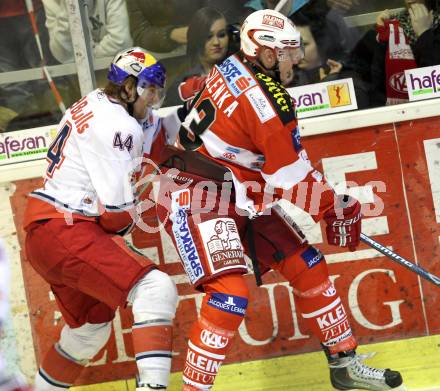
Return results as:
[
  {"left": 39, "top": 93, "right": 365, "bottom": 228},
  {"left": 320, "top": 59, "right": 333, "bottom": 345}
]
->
[{"left": 240, "top": 9, "right": 303, "bottom": 62}]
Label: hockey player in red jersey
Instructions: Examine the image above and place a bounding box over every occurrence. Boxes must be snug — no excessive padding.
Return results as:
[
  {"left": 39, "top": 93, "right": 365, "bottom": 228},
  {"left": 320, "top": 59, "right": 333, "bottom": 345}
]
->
[
  {"left": 23, "top": 48, "right": 181, "bottom": 391},
  {"left": 0, "top": 239, "right": 33, "bottom": 391},
  {"left": 156, "top": 9, "right": 405, "bottom": 391}
]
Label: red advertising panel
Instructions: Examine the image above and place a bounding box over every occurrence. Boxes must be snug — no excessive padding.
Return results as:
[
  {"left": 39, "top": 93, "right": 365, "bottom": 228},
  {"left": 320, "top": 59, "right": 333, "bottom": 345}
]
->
[
  {"left": 395, "top": 118, "right": 440, "bottom": 333},
  {"left": 9, "top": 117, "right": 440, "bottom": 385}
]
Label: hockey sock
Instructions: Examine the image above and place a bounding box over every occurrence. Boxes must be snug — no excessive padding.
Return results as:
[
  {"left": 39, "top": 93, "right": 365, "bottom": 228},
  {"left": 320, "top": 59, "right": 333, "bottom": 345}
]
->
[
  {"left": 182, "top": 274, "right": 249, "bottom": 390},
  {"left": 182, "top": 317, "right": 236, "bottom": 390},
  {"left": 35, "top": 343, "right": 85, "bottom": 390},
  {"left": 132, "top": 320, "right": 173, "bottom": 388},
  {"left": 294, "top": 280, "right": 357, "bottom": 354}
]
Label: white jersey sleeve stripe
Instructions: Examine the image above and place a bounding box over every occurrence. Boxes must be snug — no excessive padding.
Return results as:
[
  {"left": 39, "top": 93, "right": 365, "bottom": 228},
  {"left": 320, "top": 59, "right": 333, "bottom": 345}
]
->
[
  {"left": 201, "top": 130, "right": 265, "bottom": 171},
  {"left": 261, "top": 157, "right": 313, "bottom": 190}
]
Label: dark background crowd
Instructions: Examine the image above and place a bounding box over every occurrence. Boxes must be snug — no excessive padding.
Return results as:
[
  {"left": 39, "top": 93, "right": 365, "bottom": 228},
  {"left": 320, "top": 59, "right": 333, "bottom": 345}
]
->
[{"left": 1, "top": 0, "right": 439, "bottom": 132}]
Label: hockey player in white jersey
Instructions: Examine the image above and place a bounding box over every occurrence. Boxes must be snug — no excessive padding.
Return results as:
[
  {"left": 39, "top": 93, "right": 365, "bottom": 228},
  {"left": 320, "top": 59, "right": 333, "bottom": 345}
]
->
[
  {"left": 0, "top": 240, "right": 33, "bottom": 391},
  {"left": 23, "top": 48, "right": 180, "bottom": 390}
]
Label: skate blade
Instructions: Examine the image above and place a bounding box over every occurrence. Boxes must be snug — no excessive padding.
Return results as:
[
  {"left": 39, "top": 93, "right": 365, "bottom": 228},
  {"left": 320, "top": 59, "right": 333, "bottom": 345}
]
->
[{"left": 333, "top": 384, "right": 408, "bottom": 391}]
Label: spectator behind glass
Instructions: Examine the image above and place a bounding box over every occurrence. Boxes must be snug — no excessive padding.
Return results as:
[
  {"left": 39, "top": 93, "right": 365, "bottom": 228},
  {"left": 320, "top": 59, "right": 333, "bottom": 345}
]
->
[
  {"left": 42, "top": 0, "right": 133, "bottom": 63},
  {"left": 205, "top": 0, "right": 248, "bottom": 24},
  {"left": 290, "top": 11, "right": 371, "bottom": 108},
  {"left": 126, "top": 0, "right": 205, "bottom": 99},
  {"left": 298, "top": 0, "right": 361, "bottom": 55},
  {"left": 164, "top": 7, "right": 229, "bottom": 106},
  {"left": 243, "top": 0, "right": 309, "bottom": 17},
  {"left": 0, "top": 0, "right": 57, "bottom": 123},
  {"left": 126, "top": 0, "right": 204, "bottom": 53},
  {"left": 371, "top": 0, "right": 440, "bottom": 106},
  {"left": 243, "top": 0, "right": 361, "bottom": 55}
]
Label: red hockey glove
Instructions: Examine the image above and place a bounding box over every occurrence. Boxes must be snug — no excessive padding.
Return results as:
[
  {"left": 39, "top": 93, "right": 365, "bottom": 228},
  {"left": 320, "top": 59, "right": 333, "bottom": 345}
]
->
[
  {"left": 323, "top": 195, "right": 362, "bottom": 251},
  {"left": 176, "top": 75, "right": 208, "bottom": 122},
  {"left": 178, "top": 75, "right": 207, "bottom": 102}
]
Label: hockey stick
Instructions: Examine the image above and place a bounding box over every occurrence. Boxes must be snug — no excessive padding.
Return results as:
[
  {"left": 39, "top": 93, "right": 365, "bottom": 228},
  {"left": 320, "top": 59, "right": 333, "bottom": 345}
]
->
[
  {"left": 25, "top": 0, "right": 66, "bottom": 114},
  {"left": 360, "top": 233, "right": 440, "bottom": 287}
]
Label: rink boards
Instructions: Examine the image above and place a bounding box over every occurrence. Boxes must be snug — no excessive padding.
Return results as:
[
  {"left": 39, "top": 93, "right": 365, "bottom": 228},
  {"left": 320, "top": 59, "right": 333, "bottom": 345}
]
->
[{"left": 0, "top": 115, "right": 439, "bottom": 390}]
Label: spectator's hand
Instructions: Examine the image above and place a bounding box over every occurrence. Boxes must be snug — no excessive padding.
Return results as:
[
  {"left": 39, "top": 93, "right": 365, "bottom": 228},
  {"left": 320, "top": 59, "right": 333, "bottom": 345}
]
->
[
  {"left": 376, "top": 9, "right": 391, "bottom": 26},
  {"left": 170, "top": 27, "right": 189, "bottom": 44},
  {"left": 327, "top": 0, "right": 358, "bottom": 12},
  {"left": 409, "top": 3, "right": 433, "bottom": 37},
  {"left": 319, "top": 59, "right": 343, "bottom": 79}
]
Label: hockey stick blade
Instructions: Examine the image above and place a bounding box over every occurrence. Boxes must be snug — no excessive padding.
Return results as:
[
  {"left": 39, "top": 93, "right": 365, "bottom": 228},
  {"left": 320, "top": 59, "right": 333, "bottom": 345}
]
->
[{"left": 360, "top": 233, "right": 440, "bottom": 287}]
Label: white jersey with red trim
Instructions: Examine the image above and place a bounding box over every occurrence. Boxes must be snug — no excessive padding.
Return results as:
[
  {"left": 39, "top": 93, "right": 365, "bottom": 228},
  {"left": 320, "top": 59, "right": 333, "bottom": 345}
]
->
[
  {"left": 24, "top": 89, "right": 179, "bottom": 228},
  {"left": 178, "top": 54, "right": 334, "bottom": 220}
]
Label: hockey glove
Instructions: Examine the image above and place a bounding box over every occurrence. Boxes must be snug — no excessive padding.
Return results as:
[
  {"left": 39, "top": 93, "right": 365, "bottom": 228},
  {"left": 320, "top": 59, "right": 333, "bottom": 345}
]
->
[
  {"left": 178, "top": 75, "right": 207, "bottom": 102},
  {"left": 324, "top": 194, "right": 362, "bottom": 251},
  {"left": 177, "top": 75, "right": 207, "bottom": 122}
]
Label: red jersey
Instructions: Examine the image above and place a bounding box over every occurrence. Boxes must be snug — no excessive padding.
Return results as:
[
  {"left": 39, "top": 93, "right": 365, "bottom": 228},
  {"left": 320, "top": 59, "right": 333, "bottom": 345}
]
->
[{"left": 178, "top": 53, "right": 334, "bottom": 220}]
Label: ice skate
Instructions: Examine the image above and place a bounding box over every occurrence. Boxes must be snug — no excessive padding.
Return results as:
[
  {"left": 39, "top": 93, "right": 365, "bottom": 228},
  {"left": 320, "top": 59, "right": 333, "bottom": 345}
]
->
[{"left": 329, "top": 352, "right": 405, "bottom": 390}]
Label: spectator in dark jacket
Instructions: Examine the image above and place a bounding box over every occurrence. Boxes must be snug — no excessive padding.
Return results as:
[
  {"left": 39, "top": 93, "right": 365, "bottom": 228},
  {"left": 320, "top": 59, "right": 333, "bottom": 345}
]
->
[
  {"left": 126, "top": 0, "right": 208, "bottom": 93},
  {"left": 0, "top": 0, "right": 55, "bottom": 118},
  {"left": 290, "top": 11, "right": 371, "bottom": 108},
  {"left": 414, "top": 22, "right": 440, "bottom": 66},
  {"left": 126, "top": 0, "right": 204, "bottom": 53}
]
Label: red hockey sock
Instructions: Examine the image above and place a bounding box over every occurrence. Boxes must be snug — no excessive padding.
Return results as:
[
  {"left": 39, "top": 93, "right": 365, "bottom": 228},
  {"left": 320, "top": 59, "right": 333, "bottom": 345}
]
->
[
  {"left": 182, "top": 274, "right": 248, "bottom": 390},
  {"left": 183, "top": 317, "right": 235, "bottom": 390},
  {"left": 276, "top": 248, "right": 357, "bottom": 355},
  {"left": 37, "top": 343, "right": 85, "bottom": 388},
  {"left": 132, "top": 321, "right": 173, "bottom": 386},
  {"left": 294, "top": 279, "right": 357, "bottom": 354}
]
